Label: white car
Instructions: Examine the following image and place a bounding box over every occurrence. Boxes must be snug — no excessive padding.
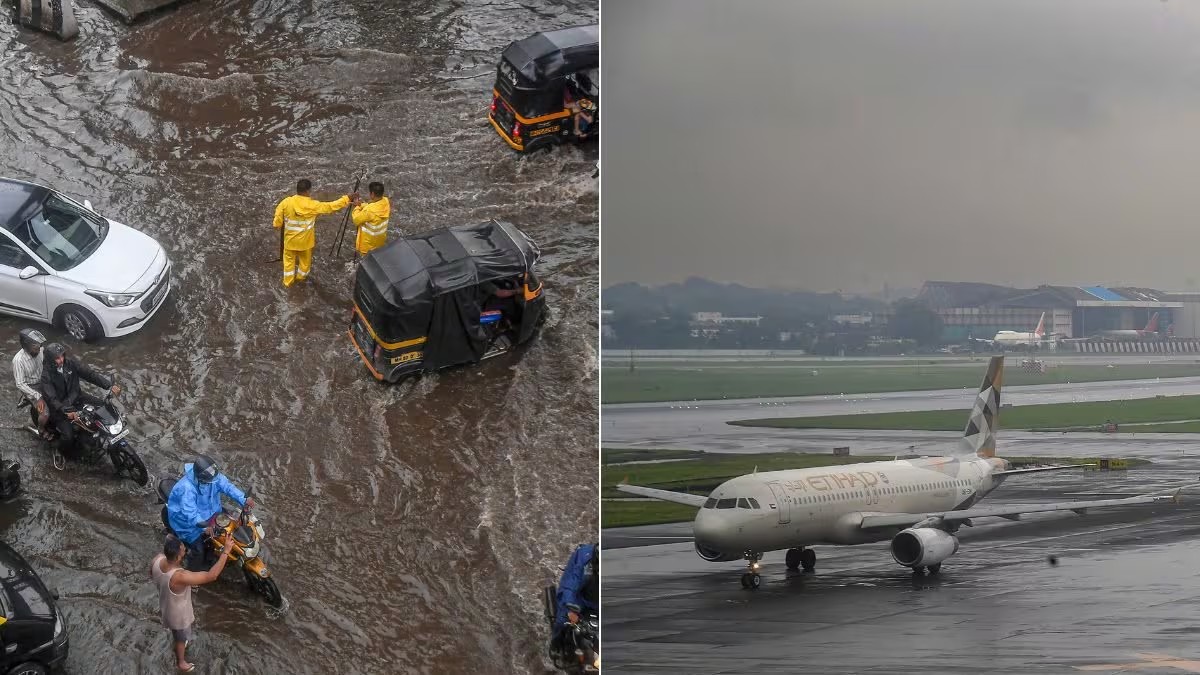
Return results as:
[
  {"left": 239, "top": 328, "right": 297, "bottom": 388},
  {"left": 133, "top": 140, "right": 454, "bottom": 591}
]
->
[{"left": 0, "top": 177, "right": 171, "bottom": 342}]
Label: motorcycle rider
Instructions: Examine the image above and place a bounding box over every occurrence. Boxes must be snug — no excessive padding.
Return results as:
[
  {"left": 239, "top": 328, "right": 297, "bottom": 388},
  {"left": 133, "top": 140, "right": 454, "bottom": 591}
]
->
[
  {"left": 12, "top": 328, "right": 49, "bottom": 439},
  {"left": 39, "top": 342, "right": 121, "bottom": 456},
  {"left": 166, "top": 455, "right": 255, "bottom": 571},
  {"left": 552, "top": 542, "right": 599, "bottom": 654}
]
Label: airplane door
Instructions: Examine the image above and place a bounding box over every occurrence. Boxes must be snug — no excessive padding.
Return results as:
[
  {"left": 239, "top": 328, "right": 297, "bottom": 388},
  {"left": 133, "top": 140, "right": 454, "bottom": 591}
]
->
[{"left": 766, "top": 482, "right": 790, "bottom": 524}]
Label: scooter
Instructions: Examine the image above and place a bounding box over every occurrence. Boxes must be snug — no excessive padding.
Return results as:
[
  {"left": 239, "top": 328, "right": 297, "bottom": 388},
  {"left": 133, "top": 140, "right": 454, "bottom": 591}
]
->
[
  {"left": 542, "top": 584, "right": 599, "bottom": 673},
  {"left": 19, "top": 394, "right": 148, "bottom": 486},
  {"left": 155, "top": 477, "right": 283, "bottom": 608}
]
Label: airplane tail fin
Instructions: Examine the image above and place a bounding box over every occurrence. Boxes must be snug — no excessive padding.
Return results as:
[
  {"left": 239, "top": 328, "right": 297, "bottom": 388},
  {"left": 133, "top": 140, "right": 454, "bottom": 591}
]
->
[
  {"left": 1146, "top": 312, "right": 1160, "bottom": 333},
  {"left": 1034, "top": 312, "right": 1046, "bottom": 337},
  {"left": 959, "top": 355, "right": 1003, "bottom": 458}
]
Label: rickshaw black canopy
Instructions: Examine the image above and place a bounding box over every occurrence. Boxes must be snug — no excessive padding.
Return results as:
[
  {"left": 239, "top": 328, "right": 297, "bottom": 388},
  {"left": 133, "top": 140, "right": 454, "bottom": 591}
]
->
[
  {"left": 355, "top": 220, "right": 540, "bottom": 351},
  {"left": 501, "top": 24, "right": 598, "bottom": 87}
]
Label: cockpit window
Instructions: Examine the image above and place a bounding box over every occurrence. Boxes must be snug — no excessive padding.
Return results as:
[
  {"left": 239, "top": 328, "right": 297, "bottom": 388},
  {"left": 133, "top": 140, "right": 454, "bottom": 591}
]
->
[
  {"left": 737, "top": 498, "right": 750, "bottom": 509},
  {"left": 716, "top": 498, "right": 736, "bottom": 509},
  {"left": 748, "top": 498, "right": 760, "bottom": 509},
  {"left": 703, "top": 498, "right": 717, "bottom": 509}
]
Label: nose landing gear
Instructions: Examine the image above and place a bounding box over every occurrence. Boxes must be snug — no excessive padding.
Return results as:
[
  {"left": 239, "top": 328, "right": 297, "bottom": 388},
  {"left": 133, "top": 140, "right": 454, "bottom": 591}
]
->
[{"left": 740, "top": 551, "right": 763, "bottom": 589}]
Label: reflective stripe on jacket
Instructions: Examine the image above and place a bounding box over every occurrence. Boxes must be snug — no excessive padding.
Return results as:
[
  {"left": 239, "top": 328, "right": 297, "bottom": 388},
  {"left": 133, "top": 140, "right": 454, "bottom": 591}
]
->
[{"left": 272, "top": 194, "right": 350, "bottom": 251}]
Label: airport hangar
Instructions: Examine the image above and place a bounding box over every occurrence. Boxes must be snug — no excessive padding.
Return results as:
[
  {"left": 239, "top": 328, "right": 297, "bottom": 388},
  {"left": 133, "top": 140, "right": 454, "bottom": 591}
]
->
[{"left": 916, "top": 281, "right": 1200, "bottom": 351}]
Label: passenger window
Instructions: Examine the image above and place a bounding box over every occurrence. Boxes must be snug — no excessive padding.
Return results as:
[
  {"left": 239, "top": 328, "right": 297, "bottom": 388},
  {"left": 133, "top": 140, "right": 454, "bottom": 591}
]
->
[
  {"left": 703, "top": 498, "right": 717, "bottom": 509},
  {"left": 716, "top": 498, "right": 736, "bottom": 509},
  {"left": 748, "top": 498, "right": 760, "bottom": 509},
  {"left": 737, "top": 498, "right": 750, "bottom": 509},
  {"left": 0, "top": 237, "right": 34, "bottom": 270}
]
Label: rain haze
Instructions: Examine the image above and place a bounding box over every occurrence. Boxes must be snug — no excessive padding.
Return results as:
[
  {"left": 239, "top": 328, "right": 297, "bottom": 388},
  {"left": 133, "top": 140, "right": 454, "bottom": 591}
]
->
[{"left": 603, "top": 0, "right": 1200, "bottom": 293}]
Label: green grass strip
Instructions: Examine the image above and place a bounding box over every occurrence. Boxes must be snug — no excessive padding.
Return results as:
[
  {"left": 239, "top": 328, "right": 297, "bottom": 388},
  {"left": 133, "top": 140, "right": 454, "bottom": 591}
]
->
[{"left": 602, "top": 363, "right": 1200, "bottom": 403}]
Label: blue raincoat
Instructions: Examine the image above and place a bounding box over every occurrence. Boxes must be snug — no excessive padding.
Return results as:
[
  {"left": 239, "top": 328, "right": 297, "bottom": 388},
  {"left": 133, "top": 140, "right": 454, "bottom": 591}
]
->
[
  {"left": 167, "top": 462, "right": 247, "bottom": 544},
  {"left": 554, "top": 543, "right": 598, "bottom": 634}
]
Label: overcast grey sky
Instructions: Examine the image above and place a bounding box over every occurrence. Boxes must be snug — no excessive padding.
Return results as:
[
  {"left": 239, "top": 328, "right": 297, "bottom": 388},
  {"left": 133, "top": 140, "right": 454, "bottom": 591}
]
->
[{"left": 602, "top": 0, "right": 1200, "bottom": 293}]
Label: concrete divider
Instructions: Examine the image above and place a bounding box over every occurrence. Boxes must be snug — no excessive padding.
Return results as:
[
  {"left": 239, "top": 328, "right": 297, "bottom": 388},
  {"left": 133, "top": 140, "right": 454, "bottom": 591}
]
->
[
  {"left": 91, "top": 0, "right": 190, "bottom": 23},
  {"left": 17, "top": 0, "right": 78, "bottom": 40}
]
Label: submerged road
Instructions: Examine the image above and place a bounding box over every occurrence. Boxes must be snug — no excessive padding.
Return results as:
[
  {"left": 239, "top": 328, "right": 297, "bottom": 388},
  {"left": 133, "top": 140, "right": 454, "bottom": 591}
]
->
[
  {"left": 1, "top": 2, "right": 597, "bottom": 673},
  {"left": 603, "top": 459, "right": 1200, "bottom": 674}
]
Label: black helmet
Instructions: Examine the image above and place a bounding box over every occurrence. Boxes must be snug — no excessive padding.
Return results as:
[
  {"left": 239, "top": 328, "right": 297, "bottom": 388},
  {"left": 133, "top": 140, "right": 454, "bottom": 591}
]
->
[
  {"left": 43, "top": 342, "right": 66, "bottom": 360},
  {"left": 18, "top": 328, "right": 45, "bottom": 353},
  {"left": 193, "top": 455, "right": 219, "bottom": 484}
]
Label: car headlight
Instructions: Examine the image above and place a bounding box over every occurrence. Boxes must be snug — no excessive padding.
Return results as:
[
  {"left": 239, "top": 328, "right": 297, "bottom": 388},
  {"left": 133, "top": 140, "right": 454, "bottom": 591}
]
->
[
  {"left": 54, "top": 609, "right": 63, "bottom": 637},
  {"left": 85, "top": 290, "right": 138, "bottom": 307}
]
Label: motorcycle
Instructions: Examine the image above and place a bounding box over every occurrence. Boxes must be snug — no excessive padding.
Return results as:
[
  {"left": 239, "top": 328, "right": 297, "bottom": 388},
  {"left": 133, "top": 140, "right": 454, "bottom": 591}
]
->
[
  {"left": 18, "top": 393, "right": 148, "bottom": 486},
  {"left": 155, "top": 477, "right": 283, "bottom": 608},
  {"left": 542, "top": 584, "right": 600, "bottom": 673}
]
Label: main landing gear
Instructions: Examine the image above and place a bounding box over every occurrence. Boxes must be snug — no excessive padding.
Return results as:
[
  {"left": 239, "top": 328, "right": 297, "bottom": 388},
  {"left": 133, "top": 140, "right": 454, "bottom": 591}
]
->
[
  {"left": 911, "top": 563, "right": 941, "bottom": 576},
  {"left": 784, "top": 547, "right": 816, "bottom": 572},
  {"left": 740, "top": 552, "right": 762, "bottom": 589}
]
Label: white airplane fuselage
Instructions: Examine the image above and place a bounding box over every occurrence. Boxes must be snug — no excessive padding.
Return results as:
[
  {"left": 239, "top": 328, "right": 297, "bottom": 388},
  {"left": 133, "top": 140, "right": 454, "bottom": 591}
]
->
[
  {"left": 991, "top": 331, "right": 1048, "bottom": 346},
  {"left": 693, "top": 455, "right": 1009, "bottom": 560}
]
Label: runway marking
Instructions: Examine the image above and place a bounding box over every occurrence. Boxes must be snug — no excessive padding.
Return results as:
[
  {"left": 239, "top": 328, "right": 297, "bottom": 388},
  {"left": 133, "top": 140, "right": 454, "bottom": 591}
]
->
[{"left": 1074, "top": 652, "right": 1200, "bottom": 672}]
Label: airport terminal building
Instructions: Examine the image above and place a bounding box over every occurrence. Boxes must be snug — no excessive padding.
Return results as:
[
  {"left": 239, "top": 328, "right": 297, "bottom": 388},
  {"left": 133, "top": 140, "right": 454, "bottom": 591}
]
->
[{"left": 918, "top": 281, "right": 1200, "bottom": 349}]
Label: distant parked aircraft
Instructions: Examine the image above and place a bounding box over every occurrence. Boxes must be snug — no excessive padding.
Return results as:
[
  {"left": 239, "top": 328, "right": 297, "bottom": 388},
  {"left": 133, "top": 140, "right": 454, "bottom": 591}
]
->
[{"left": 991, "top": 312, "right": 1053, "bottom": 347}]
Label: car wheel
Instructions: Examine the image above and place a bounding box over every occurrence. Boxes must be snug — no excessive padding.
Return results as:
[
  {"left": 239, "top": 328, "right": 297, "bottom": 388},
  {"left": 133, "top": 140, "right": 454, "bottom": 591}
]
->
[
  {"left": 7, "top": 662, "right": 47, "bottom": 675},
  {"left": 58, "top": 305, "right": 102, "bottom": 342}
]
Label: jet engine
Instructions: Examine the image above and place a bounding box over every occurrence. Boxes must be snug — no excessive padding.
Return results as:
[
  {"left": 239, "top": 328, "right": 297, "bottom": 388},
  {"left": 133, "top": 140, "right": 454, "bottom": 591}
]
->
[
  {"left": 695, "top": 542, "right": 740, "bottom": 562},
  {"left": 889, "top": 527, "right": 959, "bottom": 568}
]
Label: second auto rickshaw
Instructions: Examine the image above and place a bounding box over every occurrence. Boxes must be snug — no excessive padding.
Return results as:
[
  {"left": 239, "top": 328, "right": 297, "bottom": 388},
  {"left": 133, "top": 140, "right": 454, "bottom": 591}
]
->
[{"left": 489, "top": 24, "right": 599, "bottom": 153}]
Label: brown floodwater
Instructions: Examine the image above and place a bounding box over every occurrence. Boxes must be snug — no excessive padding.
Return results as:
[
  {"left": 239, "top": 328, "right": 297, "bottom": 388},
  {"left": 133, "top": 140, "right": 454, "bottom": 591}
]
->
[{"left": 0, "top": 1, "right": 598, "bottom": 672}]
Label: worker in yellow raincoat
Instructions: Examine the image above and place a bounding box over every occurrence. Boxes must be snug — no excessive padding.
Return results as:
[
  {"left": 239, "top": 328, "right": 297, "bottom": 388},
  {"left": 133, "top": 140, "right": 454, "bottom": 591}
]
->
[
  {"left": 351, "top": 181, "right": 391, "bottom": 256},
  {"left": 272, "top": 179, "right": 353, "bottom": 287}
]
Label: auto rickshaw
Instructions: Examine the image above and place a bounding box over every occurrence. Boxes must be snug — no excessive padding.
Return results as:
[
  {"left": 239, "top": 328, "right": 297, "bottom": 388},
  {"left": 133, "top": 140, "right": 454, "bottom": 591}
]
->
[
  {"left": 348, "top": 219, "right": 547, "bottom": 383},
  {"left": 489, "top": 24, "right": 599, "bottom": 153}
]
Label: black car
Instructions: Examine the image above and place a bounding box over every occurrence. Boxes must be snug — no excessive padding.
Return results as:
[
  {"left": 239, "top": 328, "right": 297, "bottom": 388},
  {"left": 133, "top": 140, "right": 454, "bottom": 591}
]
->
[{"left": 0, "top": 541, "right": 68, "bottom": 674}]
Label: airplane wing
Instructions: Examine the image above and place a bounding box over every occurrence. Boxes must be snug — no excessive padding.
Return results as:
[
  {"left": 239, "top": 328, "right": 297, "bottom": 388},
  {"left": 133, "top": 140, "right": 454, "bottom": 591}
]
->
[
  {"left": 859, "top": 489, "right": 1182, "bottom": 530},
  {"left": 615, "top": 483, "right": 707, "bottom": 508},
  {"left": 992, "top": 463, "right": 1097, "bottom": 476}
]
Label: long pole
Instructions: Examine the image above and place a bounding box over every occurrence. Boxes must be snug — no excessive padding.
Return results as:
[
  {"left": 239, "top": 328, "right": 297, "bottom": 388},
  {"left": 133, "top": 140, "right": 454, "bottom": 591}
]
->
[{"left": 332, "top": 169, "right": 366, "bottom": 258}]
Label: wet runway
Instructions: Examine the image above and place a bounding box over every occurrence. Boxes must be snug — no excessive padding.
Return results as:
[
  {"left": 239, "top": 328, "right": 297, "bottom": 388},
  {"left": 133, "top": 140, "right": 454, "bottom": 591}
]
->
[
  {"left": 1, "top": 2, "right": 597, "bottom": 673},
  {"left": 603, "top": 457, "right": 1200, "bottom": 674},
  {"left": 602, "top": 377, "right": 1200, "bottom": 452}
]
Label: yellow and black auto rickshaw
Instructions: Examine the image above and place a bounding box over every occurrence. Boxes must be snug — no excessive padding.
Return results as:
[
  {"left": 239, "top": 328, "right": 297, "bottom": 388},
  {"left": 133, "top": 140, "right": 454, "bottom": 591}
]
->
[
  {"left": 348, "top": 219, "right": 547, "bottom": 383},
  {"left": 489, "top": 24, "right": 599, "bottom": 153}
]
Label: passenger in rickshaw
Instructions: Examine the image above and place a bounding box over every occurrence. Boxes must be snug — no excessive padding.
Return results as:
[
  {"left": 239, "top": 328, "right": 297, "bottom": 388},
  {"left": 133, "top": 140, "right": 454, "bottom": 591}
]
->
[
  {"left": 563, "top": 80, "right": 595, "bottom": 140},
  {"left": 480, "top": 277, "right": 522, "bottom": 329}
]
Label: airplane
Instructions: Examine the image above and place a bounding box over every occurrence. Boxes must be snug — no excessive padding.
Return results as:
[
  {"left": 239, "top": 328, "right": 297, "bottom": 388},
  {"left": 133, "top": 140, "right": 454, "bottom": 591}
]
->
[
  {"left": 617, "top": 355, "right": 1184, "bottom": 589},
  {"left": 990, "top": 311, "right": 1053, "bottom": 347},
  {"left": 1095, "top": 312, "right": 1160, "bottom": 340}
]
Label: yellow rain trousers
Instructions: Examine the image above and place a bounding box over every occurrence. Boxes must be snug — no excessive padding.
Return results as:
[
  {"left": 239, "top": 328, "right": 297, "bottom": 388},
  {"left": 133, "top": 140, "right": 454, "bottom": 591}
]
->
[{"left": 272, "top": 194, "right": 350, "bottom": 287}]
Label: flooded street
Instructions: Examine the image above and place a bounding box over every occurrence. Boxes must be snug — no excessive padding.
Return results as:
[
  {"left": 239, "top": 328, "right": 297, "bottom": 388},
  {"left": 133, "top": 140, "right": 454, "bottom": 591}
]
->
[{"left": 0, "top": 1, "right": 598, "bottom": 673}]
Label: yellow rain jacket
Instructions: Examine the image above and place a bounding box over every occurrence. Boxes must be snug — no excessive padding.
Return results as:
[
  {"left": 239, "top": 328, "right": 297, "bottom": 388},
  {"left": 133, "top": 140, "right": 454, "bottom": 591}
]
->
[
  {"left": 273, "top": 194, "right": 350, "bottom": 251},
  {"left": 352, "top": 196, "right": 391, "bottom": 255}
]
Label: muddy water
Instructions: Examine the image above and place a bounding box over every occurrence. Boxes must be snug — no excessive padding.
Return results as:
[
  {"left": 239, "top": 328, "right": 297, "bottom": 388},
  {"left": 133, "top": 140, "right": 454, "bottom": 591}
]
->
[{"left": 0, "top": 1, "right": 598, "bottom": 672}]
